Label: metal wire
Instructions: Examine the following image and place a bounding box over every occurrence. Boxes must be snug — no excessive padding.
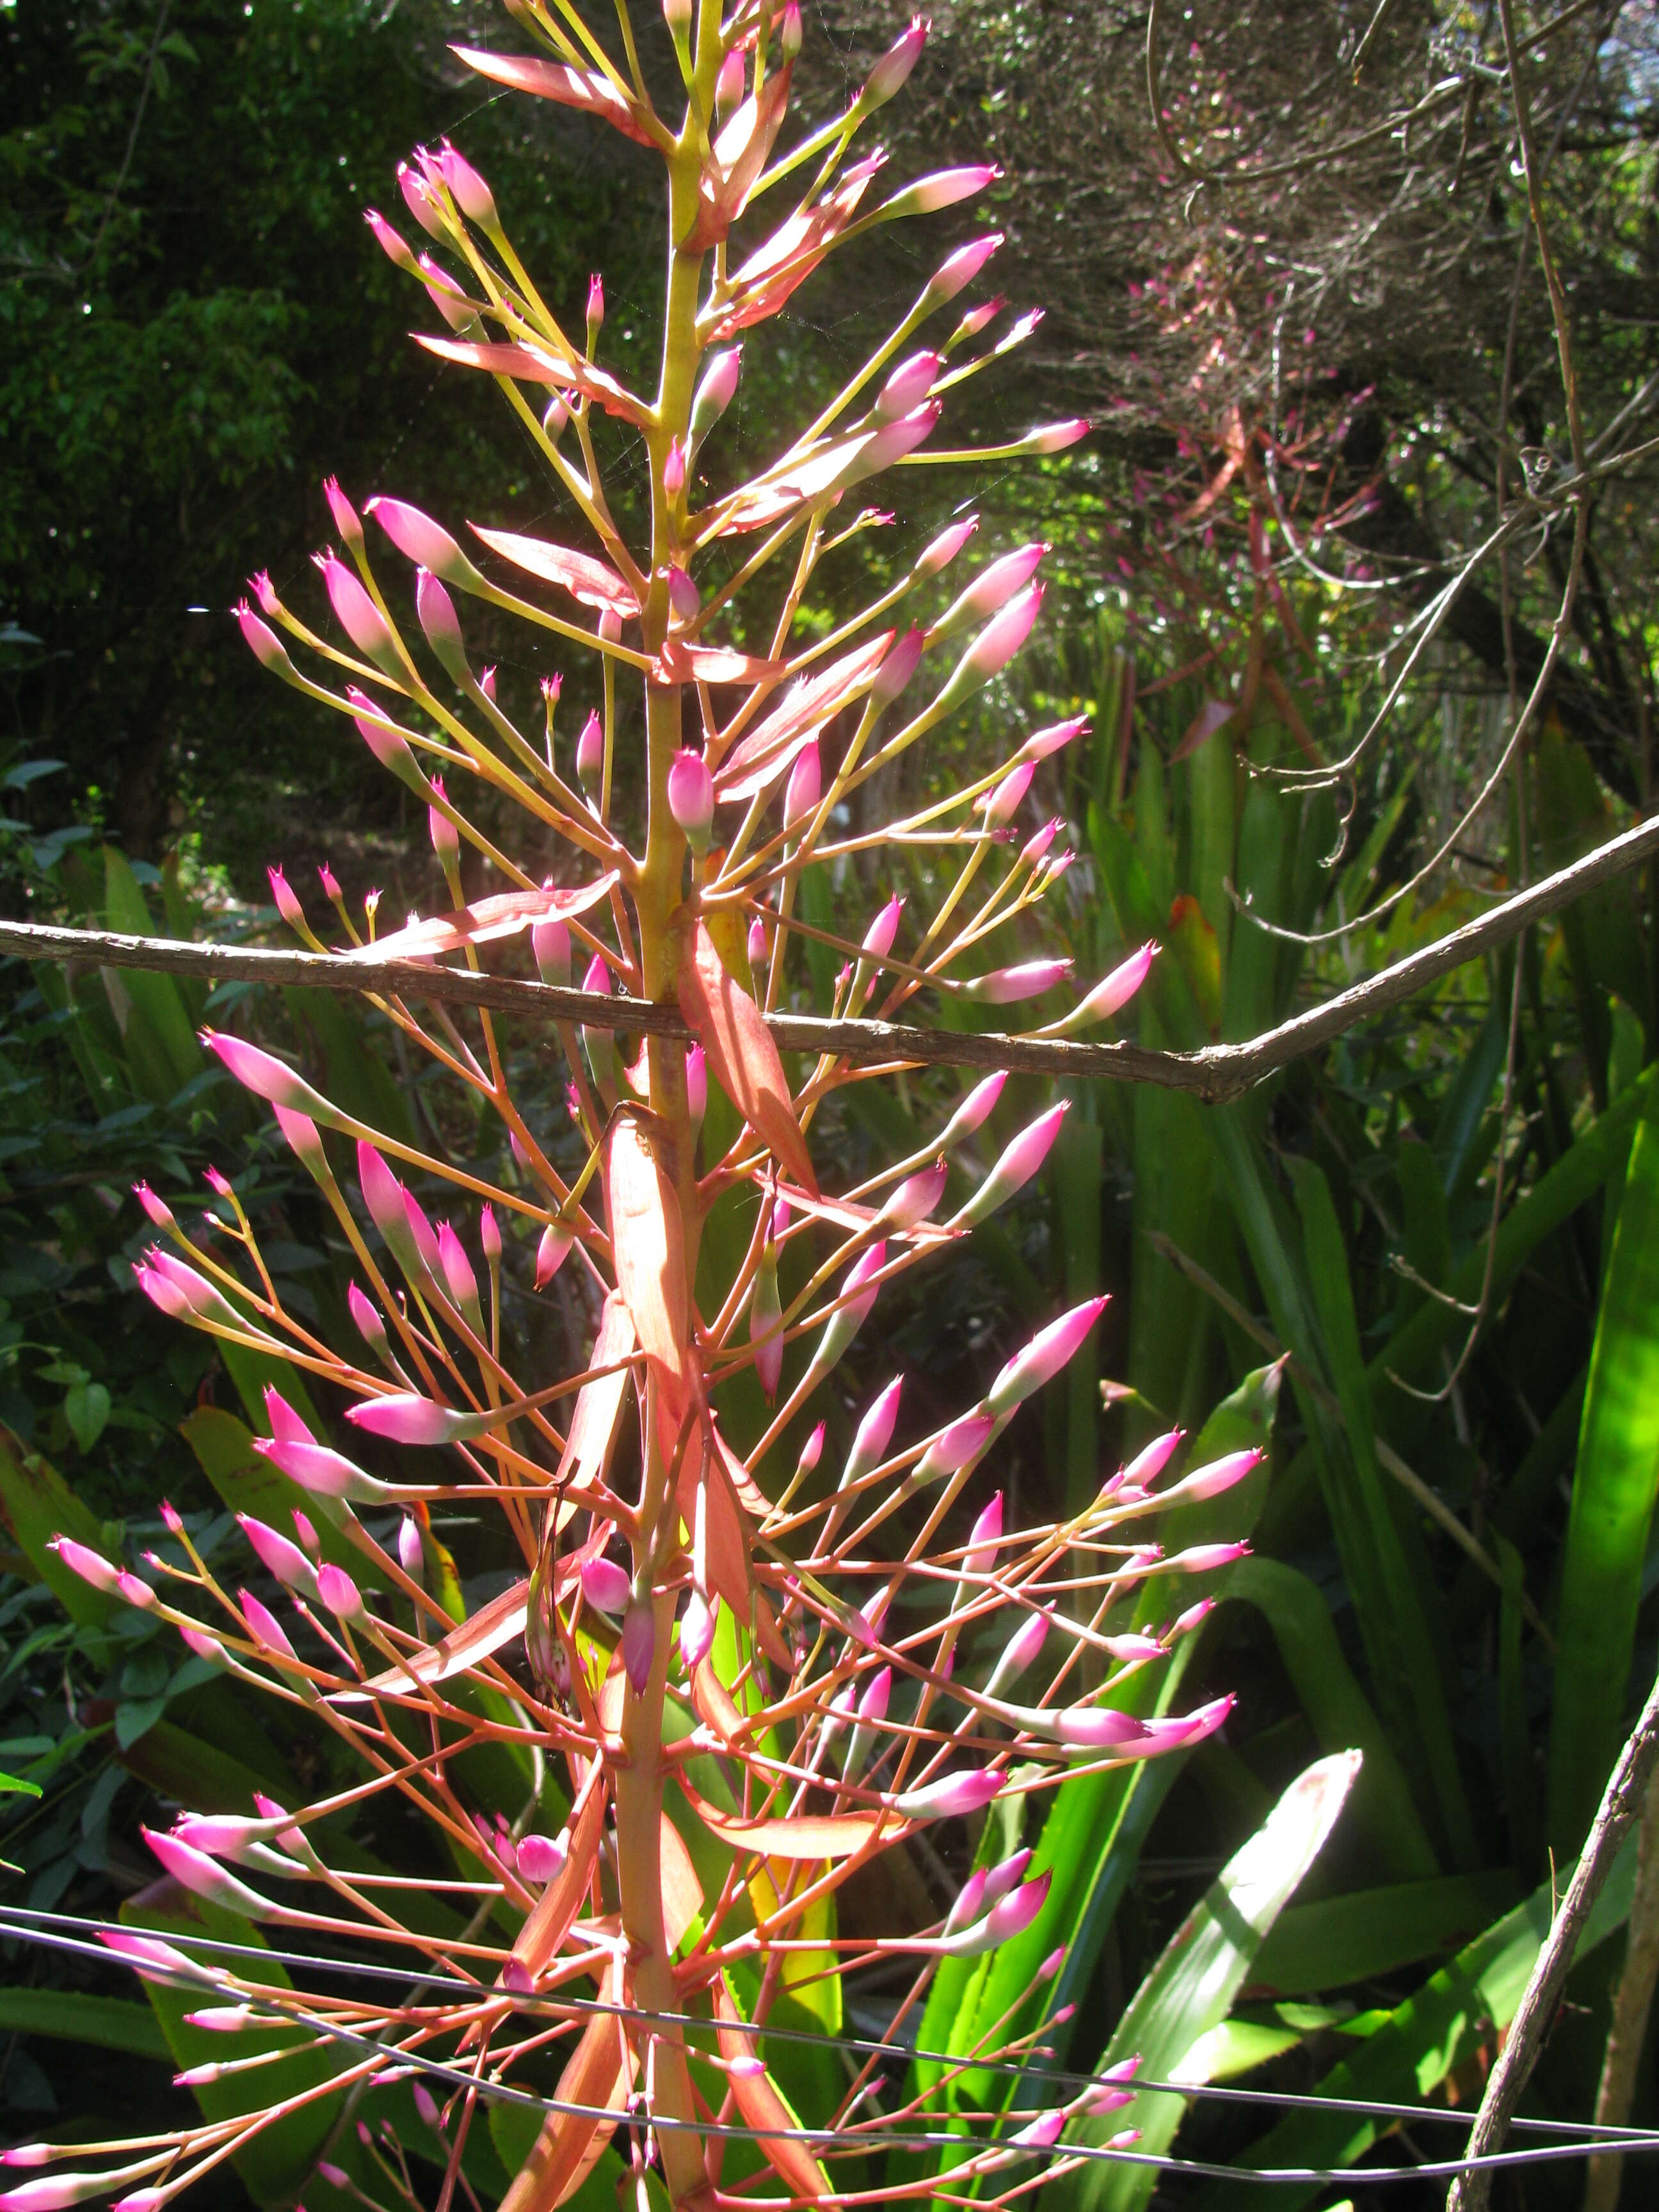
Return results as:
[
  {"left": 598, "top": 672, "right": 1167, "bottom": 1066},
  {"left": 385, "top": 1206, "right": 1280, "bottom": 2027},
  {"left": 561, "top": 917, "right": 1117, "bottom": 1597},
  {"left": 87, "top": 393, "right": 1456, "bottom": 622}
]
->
[{"left": 6, "top": 1907, "right": 1657, "bottom": 2186}]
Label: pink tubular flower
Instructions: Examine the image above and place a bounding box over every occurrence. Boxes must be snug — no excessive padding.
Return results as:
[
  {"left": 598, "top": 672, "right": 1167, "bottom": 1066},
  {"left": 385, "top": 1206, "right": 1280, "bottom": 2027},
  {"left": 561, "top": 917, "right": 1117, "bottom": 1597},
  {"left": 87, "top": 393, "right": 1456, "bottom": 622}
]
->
[
  {"left": 847, "top": 401, "right": 940, "bottom": 486},
  {"left": 680, "top": 1589, "right": 716, "bottom": 1670},
  {"left": 133, "top": 1180, "right": 176, "bottom": 1232},
  {"left": 985, "top": 1868, "right": 1050, "bottom": 1944},
  {"left": 428, "top": 776, "right": 460, "bottom": 874},
  {"left": 532, "top": 913, "right": 570, "bottom": 986},
  {"left": 237, "top": 1515, "right": 319, "bottom": 1598},
  {"left": 980, "top": 759, "right": 1035, "bottom": 826},
  {"left": 881, "top": 165, "right": 998, "bottom": 220},
  {"left": 948, "top": 1100, "right": 1068, "bottom": 1230},
  {"left": 862, "top": 895, "right": 904, "bottom": 963},
  {"left": 872, "top": 625, "right": 924, "bottom": 702},
  {"left": 865, "top": 14, "right": 927, "bottom": 108},
  {"left": 1121, "top": 1428, "right": 1183, "bottom": 1491},
  {"left": 933, "top": 543, "right": 1047, "bottom": 640},
  {"left": 317, "top": 1562, "right": 365, "bottom": 1621},
  {"left": 365, "top": 206, "right": 418, "bottom": 271},
  {"left": 962, "top": 1492, "right": 1002, "bottom": 1585},
  {"left": 1010, "top": 2109, "right": 1065, "bottom": 2152},
  {"left": 668, "top": 749, "right": 714, "bottom": 849},
  {"left": 346, "top": 1392, "right": 480, "bottom": 1447},
  {"left": 1167, "top": 1447, "right": 1264, "bottom": 1503},
  {"left": 234, "top": 599, "right": 296, "bottom": 676},
  {"left": 621, "top": 1596, "right": 655, "bottom": 1693},
  {"left": 988, "top": 1610, "right": 1048, "bottom": 1692},
  {"left": 1019, "top": 818, "right": 1062, "bottom": 870},
  {"left": 397, "top": 158, "right": 448, "bottom": 238},
  {"left": 783, "top": 739, "right": 821, "bottom": 830},
  {"left": 924, "top": 232, "right": 1002, "bottom": 306},
  {"left": 586, "top": 271, "right": 605, "bottom": 335},
  {"left": 894, "top": 1767, "right": 1001, "bottom": 1821},
  {"left": 49, "top": 1537, "right": 123, "bottom": 1598},
  {"left": 237, "top": 1590, "right": 296, "bottom": 1660},
  {"left": 934, "top": 582, "right": 1044, "bottom": 714},
  {"left": 517, "top": 1831, "right": 568, "bottom": 1884},
  {"left": 437, "top": 1222, "right": 480, "bottom": 1318},
  {"left": 881, "top": 1158, "right": 947, "bottom": 1230},
  {"left": 143, "top": 1827, "right": 274, "bottom": 1919},
  {"left": 253, "top": 1433, "right": 381, "bottom": 1502},
  {"left": 987, "top": 1297, "right": 1109, "bottom": 1415},
  {"left": 1102, "top": 1633, "right": 1166, "bottom": 1663},
  {"left": 581, "top": 1556, "right": 631, "bottom": 1615},
  {"left": 1048, "top": 942, "right": 1158, "bottom": 1035},
  {"left": 940, "top": 1070, "right": 1006, "bottom": 1145},
  {"left": 1164, "top": 1541, "right": 1251, "bottom": 1575},
  {"left": 1023, "top": 417, "right": 1092, "bottom": 453},
  {"left": 844, "top": 1376, "right": 903, "bottom": 1486},
  {"left": 916, "top": 513, "right": 979, "bottom": 579},
  {"left": 535, "top": 1222, "right": 572, "bottom": 1289},
  {"left": 204, "top": 1029, "right": 330, "bottom": 1119},
  {"left": 314, "top": 549, "right": 400, "bottom": 671},
  {"left": 435, "top": 140, "right": 498, "bottom": 230},
  {"left": 416, "top": 569, "right": 468, "bottom": 678},
  {"left": 958, "top": 956, "right": 1071, "bottom": 1005},
  {"left": 365, "top": 498, "right": 480, "bottom": 590},
  {"left": 1020, "top": 714, "right": 1088, "bottom": 762},
  {"left": 324, "top": 476, "right": 364, "bottom": 554},
  {"left": 917, "top": 1412, "right": 996, "bottom": 1480},
  {"left": 875, "top": 349, "right": 940, "bottom": 421},
  {"left": 575, "top": 710, "right": 604, "bottom": 795}
]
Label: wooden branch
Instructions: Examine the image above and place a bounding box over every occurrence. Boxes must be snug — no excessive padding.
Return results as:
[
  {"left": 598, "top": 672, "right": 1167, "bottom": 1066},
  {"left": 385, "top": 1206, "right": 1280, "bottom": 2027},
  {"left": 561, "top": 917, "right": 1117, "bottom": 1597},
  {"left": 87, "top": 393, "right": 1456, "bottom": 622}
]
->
[
  {"left": 1445, "top": 1665, "right": 1659, "bottom": 2212},
  {"left": 3, "top": 812, "right": 1656, "bottom": 1102}
]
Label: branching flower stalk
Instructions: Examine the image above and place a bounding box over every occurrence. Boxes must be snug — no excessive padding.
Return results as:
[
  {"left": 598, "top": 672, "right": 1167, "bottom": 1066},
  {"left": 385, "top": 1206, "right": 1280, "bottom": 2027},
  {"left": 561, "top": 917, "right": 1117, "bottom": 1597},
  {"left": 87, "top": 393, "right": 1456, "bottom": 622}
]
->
[{"left": 18, "top": 8, "right": 1258, "bottom": 2209}]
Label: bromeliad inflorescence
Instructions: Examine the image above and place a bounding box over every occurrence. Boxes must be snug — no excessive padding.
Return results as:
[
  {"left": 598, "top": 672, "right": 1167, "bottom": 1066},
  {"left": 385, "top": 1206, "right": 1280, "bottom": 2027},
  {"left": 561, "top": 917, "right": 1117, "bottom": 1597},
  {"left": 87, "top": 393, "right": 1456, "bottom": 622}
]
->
[{"left": 24, "top": 6, "right": 1257, "bottom": 2209}]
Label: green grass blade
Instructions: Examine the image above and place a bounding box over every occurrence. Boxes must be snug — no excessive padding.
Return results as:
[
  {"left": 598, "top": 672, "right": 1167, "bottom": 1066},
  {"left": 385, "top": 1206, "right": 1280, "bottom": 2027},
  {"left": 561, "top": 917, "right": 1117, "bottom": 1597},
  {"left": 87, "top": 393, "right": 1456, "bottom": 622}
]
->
[
  {"left": 1251, "top": 1871, "right": 1522, "bottom": 1995},
  {"left": 1049, "top": 1752, "right": 1361, "bottom": 2212},
  {"left": 0, "top": 1988, "right": 170, "bottom": 2058},
  {"left": 1548, "top": 1086, "right": 1659, "bottom": 1852}
]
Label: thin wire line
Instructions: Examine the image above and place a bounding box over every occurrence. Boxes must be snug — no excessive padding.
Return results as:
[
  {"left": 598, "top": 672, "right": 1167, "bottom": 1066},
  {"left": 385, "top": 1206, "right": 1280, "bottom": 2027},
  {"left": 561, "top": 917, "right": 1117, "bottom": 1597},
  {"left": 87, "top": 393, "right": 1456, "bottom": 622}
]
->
[{"left": 6, "top": 1908, "right": 1655, "bottom": 2153}]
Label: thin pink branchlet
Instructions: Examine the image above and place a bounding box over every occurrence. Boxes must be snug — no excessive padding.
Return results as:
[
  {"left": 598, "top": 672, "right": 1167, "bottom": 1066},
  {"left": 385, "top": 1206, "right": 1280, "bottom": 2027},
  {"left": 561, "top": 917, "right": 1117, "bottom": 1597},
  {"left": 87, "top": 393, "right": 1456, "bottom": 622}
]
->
[{"left": 26, "top": 6, "right": 1228, "bottom": 2210}]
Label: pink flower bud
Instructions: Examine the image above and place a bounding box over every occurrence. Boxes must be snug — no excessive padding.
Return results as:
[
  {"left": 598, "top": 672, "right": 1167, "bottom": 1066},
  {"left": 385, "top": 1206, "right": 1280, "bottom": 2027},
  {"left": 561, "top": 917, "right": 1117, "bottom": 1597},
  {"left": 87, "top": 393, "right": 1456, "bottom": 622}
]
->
[
  {"left": 314, "top": 549, "right": 400, "bottom": 671},
  {"left": 237, "top": 1589, "right": 296, "bottom": 1660},
  {"left": 783, "top": 739, "right": 821, "bottom": 830},
  {"left": 402, "top": 1187, "right": 442, "bottom": 1277},
  {"left": 517, "top": 1831, "right": 568, "bottom": 1884},
  {"left": 841, "top": 1240, "right": 886, "bottom": 1329},
  {"left": 853, "top": 632, "right": 919, "bottom": 721},
  {"left": 944, "top": 1071, "right": 1006, "bottom": 1142},
  {"left": 668, "top": 749, "right": 714, "bottom": 849},
  {"left": 323, "top": 478, "right": 364, "bottom": 557},
  {"left": 780, "top": 1, "right": 803, "bottom": 56},
  {"left": 894, "top": 1767, "right": 1000, "bottom": 1821},
  {"left": 991, "top": 1610, "right": 1048, "bottom": 1687},
  {"left": 945, "top": 1866, "right": 988, "bottom": 1933},
  {"left": 133, "top": 1181, "right": 176, "bottom": 1232},
  {"left": 582, "top": 1556, "right": 631, "bottom": 1615},
  {"left": 844, "top": 1376, "right": 903, "bottom": 1487},
  {"left": 667, "top": 564, "right": 700, "bottom": 621},
  {"left": 49, "top": 1536, "right": 124, "bottom": 1596},
  {"left": 716, "top": 45, "right": 746, "bottom": 119},
  {"left": 234, "top": 598, "right": 296, "bottom": 675},
  {"left": 416, "top": 568, "right": 469, "bottom": 679},
  {"left": 858, "top": 1665, "right": 892, "bottom": 1726},
  {"left": 621, "top": 1596, "right": 655, "bottom": 1692},
  {"left": 916, "top": 514, "right": 979, "bottom": 579},
  {"left": 1020, "top": 715, "right": 1087, "bottom": 762},
  {"left": 535, "top": 1222, "right": 572, "bottom": 1289},
  {"left": 1018, "top": 819, "right": 1061, "bottom": 870},
  {"left": 1010, "top": 2108, "right": 1064, "bottom": 2151},
  {"left": 680, "top": 1589, "right": 717, "bottom": 1670},
  {"left": 1050, "top": 943, "right": 1158, "bottom": 1034},
  {"left": 436, "top": 139, "right": 498, "bottom": 230},
  {"left": 934, "top": 544, "right": 1048, "bottom": 643},
  {"left": 133, "top": 1251, "right": 245, "bottom": 1333},
  {"left": 1121, "top": 1427, "right": 1183, "bottom": 1491},
  {"left": 958, "top": 957, "right": 1071, "bottom": 1005},
  {"left": 1167, "top": 1447, "right": 1263, "bottom": 1503},
  {"left": 662, "top": 438, "right": 687, "bottom": 497},
  {"left": 881, "top": 1158, "right": 947, "bottom": 1229},
  {"left": 952, "top": 295, "right": 1005, "bottom": 344},
  {"left": 924, "top": 233, "right": 1002, "bottom": 305},
  {"left": 317, "top": 1562, "right": 365, "bottom": 1621},
  {"left": 875, "top": 350, "right": 940, "bottom": 421},
  {"left": 985, "top": 1868, "right": 1050, "bottom": 1943},
  {"left": 365, "top": 207, "right": 419, "bottom": 271},
  {"left": 917, "top": 1411, "right": 996, "bottom": 1480},
  {"left": 881, "top": 165, "right": 998, "bottom": 220},
  {"left": 935, "top": 583, "right": 1044, "bottom": 713},
  {"left": 428, "top": 774, "right": 460, "bottom": 872},
  {"left": 586, "top": 272, "right": 605, "bottom": 334},
  {"left": 1102, "top": 1633, "right": 1166, "bottom": 1663},
  {"left": 253, "top": 1434, "right": 380, "bottom": 1502},
  {"left": 690, "top": 346, "right": 742, "bottom": 445},
  {"left": 847, "top": 401, "right": 940, "bottom": 485},
  {"left": 365, "top": 497, "right": 481, "bottom": 591},
  {"left": 862, "top": 895, "right": 904, "bottom": 962},
  {"left": 987, "top": 1297, "right": 1108, "bottom": 1415},
  {"left": 398, "top": 158, "right": 447, "bottom": 237},
  {"left": 397, "top": 1514, "right": 425, "bottom": 1580},
  {"left": 685, "top": 1042, "right": 707, "bottom": 1126},
  {"left": 865, "top": 14, "right": 927, "bottom": 108},
  {"left": 1170, "top": 1596, "right": 1215, "bottom": 1639},
  {"left": 418, "top": 253, "right": 475, "bottom": 332},
  {"left": 346, "top": 1392, "right": 479, "bottom": 1447},
  {"left": 575, "top": 711, "right": 604, "bottom": 795},
  {"left": 237, "top": 1514, "right": 319, "bottom": 1597},
  {"left": 949, "top": 1100, "right": 1068, "bottom": 1230},
  {"left": 532, "top": 913, "right": 570, "bottom": 986},
  {"left": 751, "top": 1250, "right": 783, "bottom": 1402},
  {"left": 1025, "top": 417, "right": 1091, "bottom": 454},
  {"left": 1165, "top": 1541, "right": 1251, "bottom": 1574}
]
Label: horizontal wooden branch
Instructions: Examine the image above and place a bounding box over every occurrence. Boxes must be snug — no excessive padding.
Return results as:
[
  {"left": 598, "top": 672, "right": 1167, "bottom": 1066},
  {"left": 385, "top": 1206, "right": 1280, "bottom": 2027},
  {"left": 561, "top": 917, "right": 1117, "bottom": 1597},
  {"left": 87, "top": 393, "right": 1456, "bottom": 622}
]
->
[{"left": 3, "top": 812, "right": 1655, "bottom": 1103}]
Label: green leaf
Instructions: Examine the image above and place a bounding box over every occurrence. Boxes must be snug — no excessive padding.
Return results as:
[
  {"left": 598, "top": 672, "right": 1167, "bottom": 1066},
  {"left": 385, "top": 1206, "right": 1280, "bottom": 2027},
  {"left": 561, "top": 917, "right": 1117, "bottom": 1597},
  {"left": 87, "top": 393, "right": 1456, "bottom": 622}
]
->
[
  {"left": 115, "top": 1694, "right": 169, "bottom": 1748},
  {"left": 1549, "top": 1086, "right": 1659, "bottom": 1852},
  {"left": 64, "top": 1377, "right": 111, "bottom": 1454},
  {"left": 1201, "top": 1839, "right": 1640, "bottom": 2209},
  {"left": 0, "top": 1767, "right": 42, "bottom": 1799},
  {"left": 0, "top": 1987, "right": 168, "bottom": 2056},
  {"left": 1226, "top": 1557, "right": 1437, "bottom": 1881},
  {"left": 101, "top": 845, "right": 205, "bottom": 1100},
  {"left": 0, "top": 1430, "right": 113, "bottom": 1625},
  {"left": 1050, "top": 1751, "right": 1361, "bottom": 2212},
  {"left": 1250, "top": 1871, "right": 1523, "bottom": 1995}
]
